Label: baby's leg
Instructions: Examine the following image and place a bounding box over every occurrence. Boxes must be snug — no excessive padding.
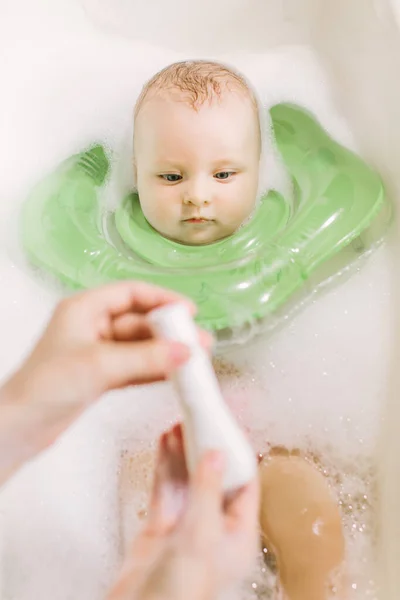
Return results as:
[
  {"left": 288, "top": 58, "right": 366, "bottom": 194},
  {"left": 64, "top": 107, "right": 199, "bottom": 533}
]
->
[{"left": 259, "top": 454, "right": 345, "bottom": 600}]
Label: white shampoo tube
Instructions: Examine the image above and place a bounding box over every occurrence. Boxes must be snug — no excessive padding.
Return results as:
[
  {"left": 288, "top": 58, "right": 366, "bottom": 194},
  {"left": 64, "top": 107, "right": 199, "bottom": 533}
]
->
[{"left": 149, "top": 303, "right": 257, "bottom": 492}]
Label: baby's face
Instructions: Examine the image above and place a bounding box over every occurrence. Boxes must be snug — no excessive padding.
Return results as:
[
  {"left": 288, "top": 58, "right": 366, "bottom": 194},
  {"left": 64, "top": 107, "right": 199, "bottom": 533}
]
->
[{"left": 133, "top": 92, "right": 260, "bottom": 245}]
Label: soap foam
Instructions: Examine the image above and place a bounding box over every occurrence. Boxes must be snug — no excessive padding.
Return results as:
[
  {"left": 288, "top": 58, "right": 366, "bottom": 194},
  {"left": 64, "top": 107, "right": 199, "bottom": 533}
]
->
[{"left": 0, "top": 1, "right": 393, "bottom": 599}]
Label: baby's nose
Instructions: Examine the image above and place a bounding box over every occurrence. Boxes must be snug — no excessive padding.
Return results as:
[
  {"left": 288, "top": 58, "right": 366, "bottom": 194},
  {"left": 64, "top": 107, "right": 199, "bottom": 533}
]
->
[
  {"left": 183, "top": 179, "right": 210, "bottom": 206},
  {"left": 184, "top": 196, "right": 209, "bottom": 207}
]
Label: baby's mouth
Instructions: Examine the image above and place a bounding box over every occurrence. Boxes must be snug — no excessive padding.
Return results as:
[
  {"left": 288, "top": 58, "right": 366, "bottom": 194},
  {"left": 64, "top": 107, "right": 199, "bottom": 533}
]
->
[{"left": 183, "top": 217, "right": 214, "bottom": 224}]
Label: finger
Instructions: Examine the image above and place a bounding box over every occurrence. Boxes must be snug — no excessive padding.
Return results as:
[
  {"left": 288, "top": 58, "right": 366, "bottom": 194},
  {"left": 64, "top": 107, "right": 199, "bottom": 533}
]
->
[
  {"left": 225, "top": 477, "right": 260, "bottom": 532},
  {"left": 170, "top": 423, "right": 184, "bottom": 446},
  {"left": 112, "top": 314, "right": 214, "bottom": 352},
  {"left": 145, "top": 432, "right": 171, "bottom": 533},
  {"left": 165, "top": 424, "right": 189, "bottom": 483},
  {"left": 95, "top": 338, "right": 191, "bottom": 389},
  {"left": 182, "top": 451, "right": 224, "bottom": 549},
  {"left": 112, "top": 313, "right": 152, "bottom": 341},
  {"left": 146, "top": 427, "right": 189, "bottom": 534},
  {"left": 63, "top": 281, "right": 197, "bottom": 324}
]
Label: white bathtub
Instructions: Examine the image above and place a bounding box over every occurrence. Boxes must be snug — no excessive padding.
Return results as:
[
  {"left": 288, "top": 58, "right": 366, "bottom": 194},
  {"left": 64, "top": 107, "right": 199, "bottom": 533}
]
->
[{"left": 0, "top": 1, "right": 399, "bottom": 598}]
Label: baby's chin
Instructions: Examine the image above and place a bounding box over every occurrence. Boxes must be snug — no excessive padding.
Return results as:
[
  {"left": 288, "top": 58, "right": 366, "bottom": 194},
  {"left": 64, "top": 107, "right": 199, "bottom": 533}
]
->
[{"left": 165, "top": 224, "right": 234, "bottom": 246}]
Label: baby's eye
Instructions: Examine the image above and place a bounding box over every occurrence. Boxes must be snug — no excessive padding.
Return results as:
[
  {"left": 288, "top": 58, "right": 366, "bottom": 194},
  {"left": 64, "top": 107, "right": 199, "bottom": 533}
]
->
[
  {"left": 160, "top": 174, "right": 182, "bottom": 182},
  {"left": 214, "top": 171, "right": 234, "bottom": 180}
]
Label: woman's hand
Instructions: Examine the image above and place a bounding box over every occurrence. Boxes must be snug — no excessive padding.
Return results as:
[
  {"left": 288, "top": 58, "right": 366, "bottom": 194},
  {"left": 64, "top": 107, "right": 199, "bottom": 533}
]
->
[
  {"left": 0, "top": 281, "right": 211, "bottom": 482},
  {"left": 109, "top": 424, "right": 259, "bottom": 600}
]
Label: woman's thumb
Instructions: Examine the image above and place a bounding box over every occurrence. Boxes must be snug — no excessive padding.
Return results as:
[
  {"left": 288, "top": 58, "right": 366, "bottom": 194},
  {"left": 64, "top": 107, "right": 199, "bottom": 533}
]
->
[{"left": 182, "top": 451, "right": 225, "bottom": 550}]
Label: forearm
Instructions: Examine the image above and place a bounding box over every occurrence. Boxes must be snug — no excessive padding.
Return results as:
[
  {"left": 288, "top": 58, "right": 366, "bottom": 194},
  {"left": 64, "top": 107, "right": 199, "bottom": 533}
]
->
[{"left": 0, "top": 382, "right": 74, "bottom": 487}]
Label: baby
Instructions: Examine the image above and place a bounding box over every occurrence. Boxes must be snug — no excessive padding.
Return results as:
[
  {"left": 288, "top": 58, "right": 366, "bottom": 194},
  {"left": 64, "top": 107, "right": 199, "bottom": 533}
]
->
[
  {"left": 132, "top": 60, "right": 262, "bottom": 245},
  {"left": 120, "top": 61, "right": 346, "bottom": 599}
]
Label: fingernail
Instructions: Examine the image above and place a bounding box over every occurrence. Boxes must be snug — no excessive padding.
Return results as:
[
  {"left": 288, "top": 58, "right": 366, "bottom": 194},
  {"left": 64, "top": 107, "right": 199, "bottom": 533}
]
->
[
  {"left": 169, "top": 342, "right": 190, "bottom": 367},
  {"left": 172, "top": 423, "right": 182, "bottom": 441},
  {"left": 206, "top": 451, "right": 225, "bottom": 472}
]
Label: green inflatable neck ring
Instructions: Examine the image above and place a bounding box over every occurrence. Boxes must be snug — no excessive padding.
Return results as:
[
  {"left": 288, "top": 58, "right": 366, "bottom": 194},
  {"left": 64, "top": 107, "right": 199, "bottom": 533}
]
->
[
  {"left": 115, "top": 190, "right": 290, "bottom": 269},
  {"left": 21, "top": 103, "right": 392, "bottom": 341}
]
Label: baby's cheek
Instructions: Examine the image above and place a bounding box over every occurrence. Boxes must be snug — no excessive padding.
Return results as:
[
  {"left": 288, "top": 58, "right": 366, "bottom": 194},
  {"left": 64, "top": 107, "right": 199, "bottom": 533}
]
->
[
  {"left": 141, "top": 196, "right": 173, "bottom": 230},
  {"left": 221, "top": 190, "right": 255, "bottom": 227},
  {"left": 154, "top": 193, "right": 180, "bottom": 223}
]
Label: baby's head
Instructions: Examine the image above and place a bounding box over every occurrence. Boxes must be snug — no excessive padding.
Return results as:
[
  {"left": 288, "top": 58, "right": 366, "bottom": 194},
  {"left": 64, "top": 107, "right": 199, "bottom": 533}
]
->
[{"left": 133, "top": 60, "right": 261, "bottom": 245}]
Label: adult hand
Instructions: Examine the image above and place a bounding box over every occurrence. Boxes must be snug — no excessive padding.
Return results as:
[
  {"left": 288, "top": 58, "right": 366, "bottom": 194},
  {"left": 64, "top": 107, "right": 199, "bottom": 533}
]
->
[
  {"left": 0, "top": 281, "right": 211, "bottom": 482},
  {"left": 108, "top": 424, "right": 259, "bottom": 600}
]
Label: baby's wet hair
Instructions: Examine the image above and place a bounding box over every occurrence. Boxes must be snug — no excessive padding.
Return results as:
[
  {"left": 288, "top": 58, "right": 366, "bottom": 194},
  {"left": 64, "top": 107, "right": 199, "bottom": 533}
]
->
[
  {"left": 134, "top": 59, "right": 259, "bottom": 118},
  {"left": 131, "top": 59, "right": 291, "bottom": 203}
]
